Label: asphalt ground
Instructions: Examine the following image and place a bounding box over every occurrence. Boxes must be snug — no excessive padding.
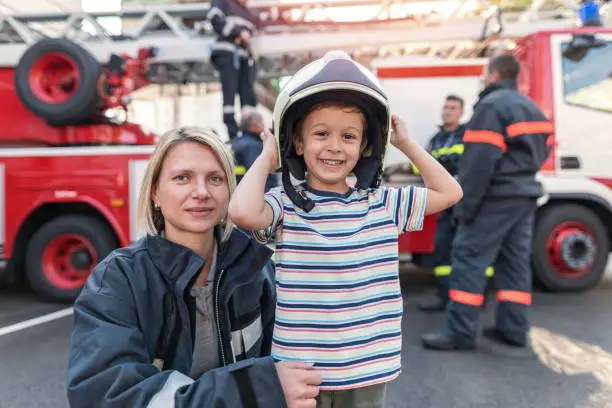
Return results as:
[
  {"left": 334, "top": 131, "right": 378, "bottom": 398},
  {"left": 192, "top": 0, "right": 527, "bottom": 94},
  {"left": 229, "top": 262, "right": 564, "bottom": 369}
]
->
[{"left": 1, "top": 265, "right": 612, "bottom": 408}]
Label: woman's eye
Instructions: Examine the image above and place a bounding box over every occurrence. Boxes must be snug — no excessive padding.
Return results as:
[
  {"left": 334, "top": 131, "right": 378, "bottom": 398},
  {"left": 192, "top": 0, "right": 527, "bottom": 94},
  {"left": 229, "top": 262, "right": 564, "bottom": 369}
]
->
[
  {"left": 210, "top": 176, "right": 224, "bottom": 184},
  {"left": 173, "top": 174, "right": 188, "bottom": 182}
]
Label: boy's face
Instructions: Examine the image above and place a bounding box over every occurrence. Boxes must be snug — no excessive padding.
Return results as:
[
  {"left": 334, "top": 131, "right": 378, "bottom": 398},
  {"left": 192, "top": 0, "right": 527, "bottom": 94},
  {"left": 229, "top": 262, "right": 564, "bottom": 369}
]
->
[{"left": 295, "top": 106, "right": 365, "bottom": 194}]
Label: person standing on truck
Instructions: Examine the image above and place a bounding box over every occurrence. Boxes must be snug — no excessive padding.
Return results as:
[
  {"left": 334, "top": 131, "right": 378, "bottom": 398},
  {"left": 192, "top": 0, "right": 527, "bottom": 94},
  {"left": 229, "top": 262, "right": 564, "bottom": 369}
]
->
[
  {"left": 416, "top": 95, "right": 495, "bottom": 313},
  {"left": 421, "top": 54, "right": 553, "bottom": 350},
  {"left": 231, "top": 106, "right": 277, "bottom": 192},
  {"left": 205, "top": 0, "right": 260, "bottom": 140}
]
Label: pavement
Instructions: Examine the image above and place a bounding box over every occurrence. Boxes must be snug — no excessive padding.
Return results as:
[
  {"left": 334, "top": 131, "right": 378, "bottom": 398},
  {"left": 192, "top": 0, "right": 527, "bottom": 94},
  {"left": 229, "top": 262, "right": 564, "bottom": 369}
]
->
[{"left": 1, "top": 266, "right": 612, "bottom": 408}]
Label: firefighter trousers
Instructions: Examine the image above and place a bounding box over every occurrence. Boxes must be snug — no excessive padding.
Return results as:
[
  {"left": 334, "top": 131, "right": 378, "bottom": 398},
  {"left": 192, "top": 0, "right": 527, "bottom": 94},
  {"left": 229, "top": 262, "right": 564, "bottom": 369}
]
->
[
  {"left": 211, "top": 49, "right": 257, "bottom": 140},
  {"left": 445, "top": 197, "right": 537, "bottom": 343},
  {"left": 433, "top": 207, "right": 493, "bottom": 302}
]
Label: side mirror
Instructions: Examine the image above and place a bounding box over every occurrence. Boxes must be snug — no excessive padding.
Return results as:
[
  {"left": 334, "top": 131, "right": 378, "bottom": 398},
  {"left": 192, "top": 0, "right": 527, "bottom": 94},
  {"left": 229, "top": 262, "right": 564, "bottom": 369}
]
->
[{"left": 562, "top": 33, "right": 606, "bottom": 62}]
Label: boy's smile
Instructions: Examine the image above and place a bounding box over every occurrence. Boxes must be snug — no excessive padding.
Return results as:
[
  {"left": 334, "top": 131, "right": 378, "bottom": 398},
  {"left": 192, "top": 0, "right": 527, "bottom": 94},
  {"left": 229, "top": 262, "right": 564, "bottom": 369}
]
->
[{"left": 295, "top": 105, "right": 366, "bottom": 194}]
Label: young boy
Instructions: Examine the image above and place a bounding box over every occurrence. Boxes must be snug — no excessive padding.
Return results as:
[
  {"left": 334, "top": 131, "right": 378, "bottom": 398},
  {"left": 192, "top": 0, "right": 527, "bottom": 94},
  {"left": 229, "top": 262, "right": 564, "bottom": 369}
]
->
[{"left": 229, "top": 51, "right": 462, "bottom": 407}]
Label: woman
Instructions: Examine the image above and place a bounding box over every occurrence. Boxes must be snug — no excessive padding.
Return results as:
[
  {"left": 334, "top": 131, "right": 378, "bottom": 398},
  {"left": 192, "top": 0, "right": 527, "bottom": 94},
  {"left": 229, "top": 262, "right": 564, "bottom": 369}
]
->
[{"left": 66, "top": 127, "right": 321, "bottom": 408}]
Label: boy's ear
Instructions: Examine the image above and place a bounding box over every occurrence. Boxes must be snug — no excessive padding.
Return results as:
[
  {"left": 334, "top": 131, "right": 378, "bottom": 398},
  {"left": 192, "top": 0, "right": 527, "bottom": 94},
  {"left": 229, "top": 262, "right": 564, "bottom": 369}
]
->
[{"left": 294, "top": 135, "right": 304, "bottom": 155}]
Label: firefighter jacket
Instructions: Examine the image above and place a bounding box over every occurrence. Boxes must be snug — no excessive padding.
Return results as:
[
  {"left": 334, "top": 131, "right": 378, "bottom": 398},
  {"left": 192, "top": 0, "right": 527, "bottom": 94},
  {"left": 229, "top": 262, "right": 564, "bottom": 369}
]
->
[
  {"left": 454, "top": 79, "right": 552, "bottom": 223},
  {"left": 231, "top": 130, "right": 277, "bottom": 192},
  {"left": 423, "top": 124, "right": 466, "bottom": 177},
  {"left": 66, "top": 228, "right": 285, "bottom": 408},
  {"left": 206, "top": 0, "right": 261, "bottom": 55}
]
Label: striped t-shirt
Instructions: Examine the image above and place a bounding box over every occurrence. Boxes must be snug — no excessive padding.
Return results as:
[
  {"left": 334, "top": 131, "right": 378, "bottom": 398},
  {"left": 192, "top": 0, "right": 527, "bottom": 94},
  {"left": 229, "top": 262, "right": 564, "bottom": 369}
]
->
[{"left": 253, "top": 183, "right": 428, "bottom": 390}]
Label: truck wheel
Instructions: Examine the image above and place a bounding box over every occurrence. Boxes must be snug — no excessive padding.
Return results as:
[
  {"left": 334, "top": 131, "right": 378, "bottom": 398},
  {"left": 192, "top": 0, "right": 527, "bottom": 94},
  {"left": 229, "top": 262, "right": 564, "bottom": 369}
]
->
[
  {"left": 25, "top": 215, "right": 117, "bottom": 302},
  {"left": 532, "top": 204, "right": 609, "bottom": 293},
  {"left": 15, "top": 38, "right": 102, "bottom": 126}
]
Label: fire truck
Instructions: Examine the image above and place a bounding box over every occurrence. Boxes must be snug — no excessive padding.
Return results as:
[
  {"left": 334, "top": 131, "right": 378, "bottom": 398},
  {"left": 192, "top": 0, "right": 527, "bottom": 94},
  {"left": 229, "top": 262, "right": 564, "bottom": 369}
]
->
[
  {"left": 0, "top": 1, "right": 604, "bottom": 302},
  {"left": 378, "top": 27, "right": 612, "bottom": 294}
]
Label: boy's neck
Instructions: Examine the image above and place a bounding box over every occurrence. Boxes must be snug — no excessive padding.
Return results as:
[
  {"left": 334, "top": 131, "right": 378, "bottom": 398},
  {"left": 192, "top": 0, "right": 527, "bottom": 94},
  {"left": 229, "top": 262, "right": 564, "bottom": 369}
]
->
[{"left": 306, "top": 176, "right": 352, "bottom": 195}]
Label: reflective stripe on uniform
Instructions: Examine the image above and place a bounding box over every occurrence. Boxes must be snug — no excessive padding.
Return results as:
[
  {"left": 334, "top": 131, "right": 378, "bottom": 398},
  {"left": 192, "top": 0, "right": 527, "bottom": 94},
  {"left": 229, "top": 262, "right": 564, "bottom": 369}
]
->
[
  {"left": 464, "top": 130, "right": 507, "bottom": 152},
  {"left": 235, "top": 165, "right": 246, "bottom": 175},
  {"left": 431, "top": 143, "right": 464, "bottom": 158},
  {"left": 146, "top": 371, "right": 194, "bottom": 408},
  {"left": 449, "top": 289, "right": 484, "bottom": 306},
  {"left": 497, "top": 290, "right": 531, "bottom": 305},
  {"left": 506, "top": 121, "right": 553, "bottom": 138},
  {"left": 434, "top": 265, "right": 451, "bottom": 276},
  {"left": 230, "top": 316, "right": 263, "bottom": 358},
  {"left": 223, "top": 105, "right": 235, "bottom": 114},
  {"left": 434, "top": 266, "right": 493, "bottom": 277}
]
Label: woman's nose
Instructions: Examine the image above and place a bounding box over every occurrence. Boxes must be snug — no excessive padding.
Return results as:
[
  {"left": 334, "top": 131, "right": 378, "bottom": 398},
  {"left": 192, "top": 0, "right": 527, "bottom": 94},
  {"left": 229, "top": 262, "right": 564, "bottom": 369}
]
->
[{"left": 193, "top": 180, "right": 210, "bottom": 199}]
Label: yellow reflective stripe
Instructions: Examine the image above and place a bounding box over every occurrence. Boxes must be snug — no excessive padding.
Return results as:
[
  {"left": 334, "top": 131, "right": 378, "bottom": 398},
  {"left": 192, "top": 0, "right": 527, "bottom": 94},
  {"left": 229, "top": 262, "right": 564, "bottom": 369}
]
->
[
  {"left": 410, "top": 162, "right": 420, "bottom": 176},
  {"left": 235, "top": 165, "right": 246, "bottom": 176},
  {"left": 434, "top": 265, "right": 493, "bottom": 277},
  {"left": 435, "top": 144, "right": 464, "bottom": 157},
  {"left": 434, "top": 266, "right": 451, "bottom": 276}
]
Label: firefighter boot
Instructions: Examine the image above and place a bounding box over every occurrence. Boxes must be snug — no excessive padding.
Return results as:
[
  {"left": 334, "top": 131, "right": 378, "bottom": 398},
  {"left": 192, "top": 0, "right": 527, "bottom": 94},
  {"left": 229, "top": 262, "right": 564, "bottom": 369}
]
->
[
  {"left": 421, "top": 330, "right": 476, "bottom": 351},
  {"left": 417, "top": 296, "right": 447, "bottom": 312},
  {"left": 482, "top": 327, "right": 527, "bottom": 348}
]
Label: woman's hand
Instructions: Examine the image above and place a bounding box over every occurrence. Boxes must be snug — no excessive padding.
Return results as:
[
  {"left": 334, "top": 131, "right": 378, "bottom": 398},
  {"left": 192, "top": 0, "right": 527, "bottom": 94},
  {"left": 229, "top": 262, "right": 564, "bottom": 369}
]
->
[
  {"left": 261, "top": 128, "right": 279, "bottom": 173},
  {"left": 390, "top": 114, "right": 412, "bottom": 147},
  {"left": 275, "top": 361, "right": 322, "bottom": 408}
]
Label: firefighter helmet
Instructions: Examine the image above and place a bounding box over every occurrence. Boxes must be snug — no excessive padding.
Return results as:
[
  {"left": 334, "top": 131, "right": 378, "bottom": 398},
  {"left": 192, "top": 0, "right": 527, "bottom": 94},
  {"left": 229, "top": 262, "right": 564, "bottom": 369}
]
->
[{"left": 272, "top": 50, "right": 391, "bottom": 212}]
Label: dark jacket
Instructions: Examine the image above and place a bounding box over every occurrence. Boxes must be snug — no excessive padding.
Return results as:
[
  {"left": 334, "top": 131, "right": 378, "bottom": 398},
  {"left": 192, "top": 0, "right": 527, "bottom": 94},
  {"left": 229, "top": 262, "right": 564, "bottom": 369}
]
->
[
  {"left": 66, "top": 228, "right": 286, "bottom": 408},
  {"left": 207, "top": 0, "right": 261, "bottom": 53},
  {"left": 454, "top": 79, "right": 552, "bottom": 223},
  {"left": 427, "top": 124, "right": 466, "bottom": 177},
  {"left": 231, "top": 130, "right": 277, "bottom": 192}
]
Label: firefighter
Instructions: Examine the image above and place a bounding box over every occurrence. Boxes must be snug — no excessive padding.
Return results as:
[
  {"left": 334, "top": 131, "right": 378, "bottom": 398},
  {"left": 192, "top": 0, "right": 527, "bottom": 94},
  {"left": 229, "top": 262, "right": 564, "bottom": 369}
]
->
[
  {"left": 206, "top": 0, "right": 260, "bottom": 140},
  {"left": 421, "top": 54, "right": 552, "bottom": 350},
  {"left": 230, "top": 106, "right": 277, "bottom": 192},
  {"left": 415, "top": 95, "right": 491, "bottom": 312}
]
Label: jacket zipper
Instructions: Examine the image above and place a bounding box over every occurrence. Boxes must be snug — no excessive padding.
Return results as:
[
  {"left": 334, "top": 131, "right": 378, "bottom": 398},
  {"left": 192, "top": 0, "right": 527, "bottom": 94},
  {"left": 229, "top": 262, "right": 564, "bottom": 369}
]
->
[{"left": 215, "top": 268, "right": 227, "bottom": 366}]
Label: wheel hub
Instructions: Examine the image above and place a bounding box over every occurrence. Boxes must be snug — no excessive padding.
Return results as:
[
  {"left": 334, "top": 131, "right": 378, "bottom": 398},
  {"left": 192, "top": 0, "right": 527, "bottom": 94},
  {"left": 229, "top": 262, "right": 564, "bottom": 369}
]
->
[
  {"left": 42, "top": 233, "right": 97, "bottom": 290},
  {"left": 547, "top": 223, "right": 596, "bottom": 277},
  {"left": 70, "top": 248, "right": 92, "bottom": 271}
]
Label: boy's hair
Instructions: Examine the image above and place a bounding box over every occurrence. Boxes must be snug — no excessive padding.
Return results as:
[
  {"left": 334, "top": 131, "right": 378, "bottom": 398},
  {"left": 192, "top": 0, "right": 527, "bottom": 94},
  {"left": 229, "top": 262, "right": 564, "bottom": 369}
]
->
[{"left": 292, "top": 100, "right": 368, "bottom": 147}]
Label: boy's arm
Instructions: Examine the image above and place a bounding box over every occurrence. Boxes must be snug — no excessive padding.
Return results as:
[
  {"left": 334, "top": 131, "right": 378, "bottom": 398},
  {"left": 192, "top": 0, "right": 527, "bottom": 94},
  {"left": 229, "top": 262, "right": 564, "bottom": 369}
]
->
[
  {"left": 228, "top": 130, "right": 278, "bottom": 231},
  {"left": 391, "top": 115, "right": 463, "bottom": 215}
]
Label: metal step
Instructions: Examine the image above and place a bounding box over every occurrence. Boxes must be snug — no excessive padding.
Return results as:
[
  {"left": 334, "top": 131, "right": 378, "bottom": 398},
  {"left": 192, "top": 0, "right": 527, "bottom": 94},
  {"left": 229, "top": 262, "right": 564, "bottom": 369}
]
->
[{"left": 0, "top": 1, "right": 578, "bottom": 81}]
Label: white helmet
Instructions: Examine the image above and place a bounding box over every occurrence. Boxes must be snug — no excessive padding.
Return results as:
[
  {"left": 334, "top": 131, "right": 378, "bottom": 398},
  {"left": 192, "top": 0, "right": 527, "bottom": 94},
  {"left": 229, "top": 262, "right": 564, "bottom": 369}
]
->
[{"left": 272, "top": 50, "right": 391, "bottom": 212}]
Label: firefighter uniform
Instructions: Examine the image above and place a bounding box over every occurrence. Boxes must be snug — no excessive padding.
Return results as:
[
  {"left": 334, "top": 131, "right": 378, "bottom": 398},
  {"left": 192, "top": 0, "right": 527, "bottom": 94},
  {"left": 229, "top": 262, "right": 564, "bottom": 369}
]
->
[
  {"left": 207, "top": 0, "right": 260, "bottom": 140},
  {"left": 416, "top": 125, "right": 494, "bottom": 311},
  {"left": 422, "top": 79, "right": 552, "bottom": 349},
  {"left": 230, "top": 130, "right": 277, "bottom": 192}
]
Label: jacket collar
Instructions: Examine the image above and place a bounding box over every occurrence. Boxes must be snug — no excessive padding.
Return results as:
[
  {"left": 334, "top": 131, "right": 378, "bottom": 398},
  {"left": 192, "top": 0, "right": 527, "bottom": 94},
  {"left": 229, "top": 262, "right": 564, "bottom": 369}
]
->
[
  {"left": 144, "top": 227, "right": 273, "bottom": 283},
  {"left": 478, "top": 79, "right": 517, "bottom": 100}
]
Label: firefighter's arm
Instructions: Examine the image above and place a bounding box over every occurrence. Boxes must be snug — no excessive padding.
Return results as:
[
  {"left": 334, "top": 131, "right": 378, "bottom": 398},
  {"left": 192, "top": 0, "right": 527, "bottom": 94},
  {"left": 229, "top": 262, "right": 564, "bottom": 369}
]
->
[
  {"left": 391, "top": 115, "right": 463, "bottom": 215},
  {"left": 206, "top": 0, "right": 243, "bottom": 40},
  {"left": 453, "top": 103, "right": 505, "bottom": 223},
  {"left": 229, "top": 129, "right": 278, "bottom": 231}
]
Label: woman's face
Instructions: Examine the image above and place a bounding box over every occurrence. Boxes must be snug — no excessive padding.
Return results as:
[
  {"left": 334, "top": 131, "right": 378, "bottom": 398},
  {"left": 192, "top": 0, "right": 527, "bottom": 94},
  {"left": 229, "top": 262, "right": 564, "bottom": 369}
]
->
[{"left": 152, "top": 141, "right": 230, "bottom": 238}]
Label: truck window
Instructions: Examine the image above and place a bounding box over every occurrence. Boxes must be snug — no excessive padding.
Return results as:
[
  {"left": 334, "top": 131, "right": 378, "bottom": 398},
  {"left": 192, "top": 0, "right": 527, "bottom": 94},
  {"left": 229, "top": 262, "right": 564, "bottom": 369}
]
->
[{"left": 561, "top": 40, "right": 612, "bottom": 113}]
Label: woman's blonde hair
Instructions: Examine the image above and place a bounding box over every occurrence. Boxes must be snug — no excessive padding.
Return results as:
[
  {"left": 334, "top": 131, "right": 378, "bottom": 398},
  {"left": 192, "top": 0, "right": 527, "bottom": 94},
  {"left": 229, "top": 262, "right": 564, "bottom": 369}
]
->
[{"left": 137, "top": 126, "right": 236, "bottom": 241}]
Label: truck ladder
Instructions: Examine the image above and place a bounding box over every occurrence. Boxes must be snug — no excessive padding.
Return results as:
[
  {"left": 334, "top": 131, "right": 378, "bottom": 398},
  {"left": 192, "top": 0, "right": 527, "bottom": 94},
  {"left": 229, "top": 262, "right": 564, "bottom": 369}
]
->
[{"left": 0, "top": 0, "right": 581, "bottom": 82}]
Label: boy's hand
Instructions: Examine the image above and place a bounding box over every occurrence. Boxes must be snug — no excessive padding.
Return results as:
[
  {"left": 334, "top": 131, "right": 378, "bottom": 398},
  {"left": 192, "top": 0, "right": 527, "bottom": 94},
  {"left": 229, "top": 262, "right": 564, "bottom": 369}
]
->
[
  {"left": 261, "top": 128, "right": 279, "bottom": 172},
  {"left": 390, "top": 114, "right": 411, "bottom": 147}
]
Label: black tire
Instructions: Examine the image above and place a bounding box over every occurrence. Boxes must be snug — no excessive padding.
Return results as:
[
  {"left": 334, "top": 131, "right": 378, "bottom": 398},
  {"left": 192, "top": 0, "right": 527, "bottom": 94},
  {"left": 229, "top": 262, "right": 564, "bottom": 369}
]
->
[
  {"left": 532, "top": 204, "right": 609, "bottom": 293},
  {"left": 25, "top": 215, "right": 117, "bottom": 303},
  {"left": 15, "top": 38, "right": 103, "bottom": 126}
]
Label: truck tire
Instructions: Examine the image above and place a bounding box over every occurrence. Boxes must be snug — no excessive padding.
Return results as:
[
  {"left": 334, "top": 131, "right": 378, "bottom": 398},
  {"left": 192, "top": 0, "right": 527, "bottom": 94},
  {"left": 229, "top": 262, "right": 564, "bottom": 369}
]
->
[
  {"left": 15, "top": 38, "right": 103, "bottom": 126},
  {"left": 25, "top": 215, "right": 117, "bottom": 302},
  {"left": 532, "top": 204, "right": 609, "bottom": 293}
]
